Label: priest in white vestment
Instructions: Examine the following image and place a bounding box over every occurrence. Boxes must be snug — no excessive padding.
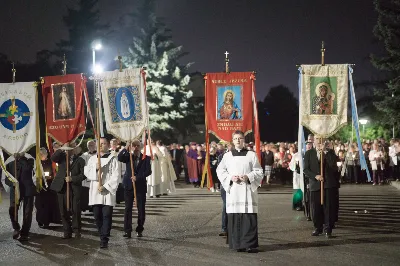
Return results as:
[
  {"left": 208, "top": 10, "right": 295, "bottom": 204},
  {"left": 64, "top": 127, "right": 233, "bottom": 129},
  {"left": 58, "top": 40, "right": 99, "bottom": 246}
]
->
[
  {"left": 84, "top": 138, "right": 120, "bottom": 249},
  {"left": 289, "top": 151, "right": 303, "bottom": 211},
  {"left": 157, "top": 140, "right": 177, "bottom": 194},
  {"left": 216, "top": 130, "right": 263, "bottom": 253},
  {"left": 145, "top": 141, "right": 162, "bottom": 198}
]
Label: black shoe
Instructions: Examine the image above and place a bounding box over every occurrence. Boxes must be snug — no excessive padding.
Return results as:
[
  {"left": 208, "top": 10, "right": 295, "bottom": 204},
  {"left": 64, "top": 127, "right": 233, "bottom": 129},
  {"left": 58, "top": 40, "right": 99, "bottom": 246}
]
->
[
  {"left": 306, "top": 217, "right": 312, "bottom": 221},
  {"left": 75, "top": 232, "right": 82, "bottom": 239},
  {"left": 247, "top": 248, "right": 259, "bottom": 253},
  {"left": 18, "top": 235, "right": 29, "bottom": 242},
  {"left": 325, "top": 232, "right": 332, "bottom": 238},
  {"left": 62, "top": 233, "right": 72, "bottom": 239},
  {"left": 236, "top": 249, "right": 246, "bottom": 252},
  {"left": 296, "top": 207, "right": 303, "bottom": 211},
  {"left": 38, "top": 223, "right": 44, "bottom": 228},
  {"left": 311, "top": 229, "right": 322, "bottom": 236},
  {"left": 218, "top": 232, "right": 228, "bottom": 237},
  {"left": 12, "top": 230, "right": 20, "bottom": 240},
  {"left": 123, "top": 232, "right": 132, "bottom": 238},
  {"left": 137, "top": 232, "right": 143, "bottom": 237},
  {"left": 100, "top": 242, "right": 108, "bottom": 249},
  {"left": 162, "top": 193, "right": 168, "bottom": 196}
]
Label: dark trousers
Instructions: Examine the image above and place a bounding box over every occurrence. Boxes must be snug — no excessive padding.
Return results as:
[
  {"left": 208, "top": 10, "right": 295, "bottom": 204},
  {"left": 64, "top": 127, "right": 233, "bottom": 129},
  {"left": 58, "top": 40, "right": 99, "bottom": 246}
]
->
[
  {"left": 220, "top": 186, "right": 228, "bottom": 232},
  {"left": 57, "top": 185, "right": 81, "bottom": 233},
  {"left": 93, "top": 205, "right": 113, "bottom": 244},
  {"left": 173, "top": 162, "right": 182, "bottom": 180},
  {"left": 9, "top": 195, "right": 34, "bottom": 236},
  {"left": 124, "top": 189, "right": 146, "bottom": 233},
  {"left": 346, "top": 165, "right": 358, "bottom": 183},
  {"left": 183, "top": 167, "right": 189, "bottom": 183},
  {"left": 304, "top": 188, "right": 311, "bottom": 219},
  {"left": 373, "top": 167, "right": 383, "bottom": 184},
  {"left": 310, "top": 188, "right": 339, "bottom": 233}
]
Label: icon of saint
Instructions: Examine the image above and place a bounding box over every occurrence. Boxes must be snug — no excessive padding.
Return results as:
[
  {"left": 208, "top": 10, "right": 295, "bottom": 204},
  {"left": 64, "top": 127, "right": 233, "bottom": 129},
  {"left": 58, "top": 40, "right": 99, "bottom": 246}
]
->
[
  {"left": 120, "top": 91, "right": 131, "bottom": 119},
  {"left": 312, "top": 83, "right": 335, "bottom": 115},
  {"left": 57, "top": 86, "right": 72, "bottom": 119},
  {"left": 218, "top": 90, "right": 241, "bottom": 120}
]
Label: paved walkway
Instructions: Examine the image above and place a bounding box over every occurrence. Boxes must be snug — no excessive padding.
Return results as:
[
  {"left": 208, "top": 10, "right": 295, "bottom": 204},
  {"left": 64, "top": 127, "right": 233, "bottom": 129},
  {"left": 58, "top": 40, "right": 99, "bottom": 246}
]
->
[{"left": 0, "top": 183, "right": 400, "bottom": 266}]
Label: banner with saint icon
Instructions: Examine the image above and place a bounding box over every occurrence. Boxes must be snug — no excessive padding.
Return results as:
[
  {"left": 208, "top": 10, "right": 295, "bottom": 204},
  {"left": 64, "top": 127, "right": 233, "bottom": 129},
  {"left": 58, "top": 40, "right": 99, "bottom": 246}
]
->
[
  {"left": 300, "top": 64, "right": 348, "bottom": 137},
  {"left": 42, "top": 74, "right": 86, "bottom": 145},
  {"left": 204, "top": 72, "right": 255, "bottom": 142},
  {"left": 98, "top": 68, "right": 148, "bottom": 142}
]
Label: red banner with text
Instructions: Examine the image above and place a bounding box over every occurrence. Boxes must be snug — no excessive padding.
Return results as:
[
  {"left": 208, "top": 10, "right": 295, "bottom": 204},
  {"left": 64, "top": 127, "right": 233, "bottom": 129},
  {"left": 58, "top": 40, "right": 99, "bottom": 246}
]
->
[
  {"left": 205, "top": 72, "right": 254, "bottom": 142},
  {"left": 42, "top": 74, "right": 86, "bottom": 145}
]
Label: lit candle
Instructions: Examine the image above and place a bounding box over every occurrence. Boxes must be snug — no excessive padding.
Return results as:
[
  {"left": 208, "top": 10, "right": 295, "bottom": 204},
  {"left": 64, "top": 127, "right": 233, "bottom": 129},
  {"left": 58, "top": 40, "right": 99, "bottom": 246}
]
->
[
  {"left": 337, "top": 162, "right": 342, "bottom": 167},
  {"left": 44, "top": 172, "right": 50, "bottom": 177},
  {"left": 352, "top": 154, "right": 355, "bottom": 159}
]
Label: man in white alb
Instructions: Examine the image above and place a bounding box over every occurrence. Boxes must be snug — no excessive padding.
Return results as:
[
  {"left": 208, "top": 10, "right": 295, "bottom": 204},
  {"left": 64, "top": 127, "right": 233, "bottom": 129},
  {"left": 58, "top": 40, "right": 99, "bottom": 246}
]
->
[{"left": 216, "top": 130, "right": 263, "bottom": 253}]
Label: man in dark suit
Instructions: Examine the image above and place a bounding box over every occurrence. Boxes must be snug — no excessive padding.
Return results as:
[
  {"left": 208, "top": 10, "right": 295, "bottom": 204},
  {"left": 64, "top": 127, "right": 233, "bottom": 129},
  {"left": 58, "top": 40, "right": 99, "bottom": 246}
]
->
[
  {"left": 5, "top": 153, "right": 36, "bottom": 241},
  {"left": 304, "top": 135, "right": 339, "bottom": 238},
  {"left": 170, "top": 143, "right": 182, "bottom": 179},
  {"left": 50, "top": 142, "right": 86, "bottom": 239},
  {"left": 118, "top": 140, "right": 151, "bottom": 238},
  {"left": 180, "top": 145, "right": 190, "bottom": 184}
]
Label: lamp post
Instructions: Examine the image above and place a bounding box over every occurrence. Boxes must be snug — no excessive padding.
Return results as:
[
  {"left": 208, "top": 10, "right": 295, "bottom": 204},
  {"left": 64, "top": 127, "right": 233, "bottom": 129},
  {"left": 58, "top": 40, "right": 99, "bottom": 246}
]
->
[
  {"left": 91, "top": 40, "right": 102, "bottom": 73},
  {"left": 359, "top": 119, "right": 368, "bottom": 136},
  {"left": 392, "top": 93, "right": 395, "bottom": 139}
]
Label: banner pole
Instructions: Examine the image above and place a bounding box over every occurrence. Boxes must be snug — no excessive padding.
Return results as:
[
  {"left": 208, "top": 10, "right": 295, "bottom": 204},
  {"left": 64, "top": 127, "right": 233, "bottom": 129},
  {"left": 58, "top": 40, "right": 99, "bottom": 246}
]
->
[
  {"left": 66, "top": 152, "right": 70, "bottom": 211},
  {"left": 14, "top": 157, "right": 17, "bottom": 222},
  {"left": 129, "top": 148, "right": 137, "bottom": 207},
  {"left": 95, "top": 78, "right": 102, "bottom": 189},
  {"left": 320, "top": 138, "right": 324, "bottom": 205},
  {"left": 321, "top": 41, "right": 325, "bottom": 66}
]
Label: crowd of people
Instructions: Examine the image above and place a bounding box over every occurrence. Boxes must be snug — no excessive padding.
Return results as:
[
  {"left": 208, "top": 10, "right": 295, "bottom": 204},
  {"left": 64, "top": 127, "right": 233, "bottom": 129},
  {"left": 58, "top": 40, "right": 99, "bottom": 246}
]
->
[{"left": 1, "top": 133, "right": 399, "bottom": 252}]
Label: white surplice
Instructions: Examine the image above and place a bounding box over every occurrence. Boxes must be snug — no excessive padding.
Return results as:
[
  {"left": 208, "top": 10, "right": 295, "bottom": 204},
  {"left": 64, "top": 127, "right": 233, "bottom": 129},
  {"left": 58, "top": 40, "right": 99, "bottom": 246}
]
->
[
  {"left": 289, "top": 152, "right": 303, "bottom": 191},
  {"left": 145, "top": 145, "right": 162, "bottom": 197},
  {"left": 84, "top": 154, "right": 120, "bottom": 207},
  {"left": 80, "top": 152, "right": 96, "bottom": 188},
  {"left": 216, "top": 150, "right": 263, "bottom": 213},
  {"left": 158, "top": 145, "right": 177, "bottom": 194}
]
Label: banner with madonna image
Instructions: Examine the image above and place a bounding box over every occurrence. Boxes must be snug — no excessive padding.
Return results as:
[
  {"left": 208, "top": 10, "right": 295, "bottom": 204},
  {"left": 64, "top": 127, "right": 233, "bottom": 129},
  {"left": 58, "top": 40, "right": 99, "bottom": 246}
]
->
[
  {"left": 99, "top": 68, "right": 148, "bottom": 142},
  {"left": 300, "top": 64, "right": 348, "bottom": 137}
]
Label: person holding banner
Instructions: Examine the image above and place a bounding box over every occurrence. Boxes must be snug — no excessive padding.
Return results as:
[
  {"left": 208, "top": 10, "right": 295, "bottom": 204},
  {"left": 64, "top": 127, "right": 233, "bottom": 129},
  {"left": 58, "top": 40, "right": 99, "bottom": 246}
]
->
[
  {"left": 5, "top": 153, "right": 36, "bottom": 241},
  {"left": 85, "top": 138, "right": 120, "bottom": 248},
  {"left": 50, "top": 142, "right": 86, "bottom": 239},
  {"left": 304, "top": 135, "right": 339, "bottom": 238},
  {"left": 118, "top": 140, "right": 151, "bottom": 238},
  {"left": 217, "top": 130, "right": 263, "bottom": 253}
]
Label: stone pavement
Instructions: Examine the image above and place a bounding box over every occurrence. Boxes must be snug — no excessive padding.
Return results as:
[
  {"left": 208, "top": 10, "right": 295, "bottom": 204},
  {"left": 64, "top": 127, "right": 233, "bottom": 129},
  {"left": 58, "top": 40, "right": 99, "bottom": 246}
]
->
[{"left": 0, "top": 182, "right": 400, "bottom": 266}]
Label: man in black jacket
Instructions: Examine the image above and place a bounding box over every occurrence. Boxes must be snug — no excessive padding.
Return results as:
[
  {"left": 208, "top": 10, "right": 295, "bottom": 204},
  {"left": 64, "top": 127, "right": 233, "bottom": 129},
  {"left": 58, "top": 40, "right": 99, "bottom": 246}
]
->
[
  {"left": 304, "top": 135, "right": 339, "bottom": 238},
  {"left": 5, "top": 153, "right": 36, "bottom": 241},
  {"left": 50, "top": 142, "right": 86, "bottom": 239},
  {"left": 118, "top": 140, "right": 151, "bottom": 238},
  {"left": 170, "top": 143, "right": 182, "bottom": 179}
]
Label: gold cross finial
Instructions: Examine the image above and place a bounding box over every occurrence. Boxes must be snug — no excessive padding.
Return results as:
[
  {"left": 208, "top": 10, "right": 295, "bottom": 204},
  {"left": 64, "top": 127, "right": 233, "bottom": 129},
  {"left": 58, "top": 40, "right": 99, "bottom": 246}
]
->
[
  {"left": 12, "top": 62, "right": 16, "bottom": 83},
  {"left": 118, "top": 49, "right": 123, "bottom": 72},
  {"left": 62, "top": 54, "right": 67, "bottom": 75},
  {"left": 321, "top": 41, "right": 326, "bottom": 66},
  {"left": 225, "top": 51, "right": 230, "bottom": 74}
]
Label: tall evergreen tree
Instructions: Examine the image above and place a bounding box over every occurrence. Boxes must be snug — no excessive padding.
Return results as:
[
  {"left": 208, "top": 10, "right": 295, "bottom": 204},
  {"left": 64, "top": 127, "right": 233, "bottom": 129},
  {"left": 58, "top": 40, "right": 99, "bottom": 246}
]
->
[
  {"left": 122, "top": 0, "right": 194, "bottom": 141},
  {"left": 55, "top": 0, "right": 108, "bottom": 74},
  {"left": 371, "top": 0, "right": 400, "bottom": 130}
]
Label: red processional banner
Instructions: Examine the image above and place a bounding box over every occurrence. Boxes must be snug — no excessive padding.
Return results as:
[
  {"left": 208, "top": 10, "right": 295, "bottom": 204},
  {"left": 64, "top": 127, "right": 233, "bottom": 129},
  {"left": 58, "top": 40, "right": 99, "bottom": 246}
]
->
[
  {"left": 42, "top": 74, "right": 86, "bottom": 145},
  {"left": 205, "top": 72, "right": 255, "bottom": 142}
]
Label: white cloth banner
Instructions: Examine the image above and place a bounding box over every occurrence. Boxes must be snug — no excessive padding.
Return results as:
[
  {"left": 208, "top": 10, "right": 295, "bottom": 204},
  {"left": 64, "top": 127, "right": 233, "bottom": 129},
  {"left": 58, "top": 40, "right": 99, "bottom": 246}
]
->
[
  {"left": 99, "top": 69, "right": 148, "bottom": 142},
  {"left": 300, "top": 64, "right": 348, "bottom": 138},
  {"left": 0, "top": 82, "right": 37, "bottom": 154}
]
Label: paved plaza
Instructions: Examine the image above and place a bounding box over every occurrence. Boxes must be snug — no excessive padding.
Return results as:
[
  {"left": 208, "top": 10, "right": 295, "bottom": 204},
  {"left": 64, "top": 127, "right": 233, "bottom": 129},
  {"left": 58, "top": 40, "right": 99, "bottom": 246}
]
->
[{"left": 0, "top": 182, "right": 400, "bottom": 266}]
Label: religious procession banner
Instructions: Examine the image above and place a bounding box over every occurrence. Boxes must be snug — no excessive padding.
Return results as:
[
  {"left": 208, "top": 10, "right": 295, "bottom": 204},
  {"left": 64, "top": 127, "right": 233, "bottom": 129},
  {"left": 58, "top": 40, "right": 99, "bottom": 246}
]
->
[
  {"left": 202, "top": 72, "right": 260, "bottom": 189},
  {"left": 0, "top": 82, "right": 42, "bottom": 195},
  {"left": 300, "top": 64, "right": 348, "bottom": 137},
  {"left": 204, "top": 72, "right": 255, "bottom": 142},
  {"left": 42, "top": 74, "right": 86, "bottom": 144},
  {"left": 99, "top": 68, "right": 148, "bottom": 142}
]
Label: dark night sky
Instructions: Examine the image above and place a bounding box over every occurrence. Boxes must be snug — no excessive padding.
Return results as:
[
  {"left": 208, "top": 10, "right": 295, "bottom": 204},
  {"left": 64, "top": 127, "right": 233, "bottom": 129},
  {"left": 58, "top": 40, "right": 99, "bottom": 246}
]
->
[{"left": 0, "top": 0, "right": 380, "bottom": 100}]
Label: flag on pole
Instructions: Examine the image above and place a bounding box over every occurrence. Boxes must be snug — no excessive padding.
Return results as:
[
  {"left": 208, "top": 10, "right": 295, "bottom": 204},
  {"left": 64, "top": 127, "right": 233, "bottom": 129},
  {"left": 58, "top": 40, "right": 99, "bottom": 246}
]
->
[
  {"left": 98, "top": 69, "right": 148, "bottom": 142},
  {"left": 0, "top": 82, "right": 42, "bottom": 197},
  {"left": 42, "top": 74, "right": 86, "bottom": 145},
  {"left": 300, "top": 64, "right": 348, "bottom": 137}
]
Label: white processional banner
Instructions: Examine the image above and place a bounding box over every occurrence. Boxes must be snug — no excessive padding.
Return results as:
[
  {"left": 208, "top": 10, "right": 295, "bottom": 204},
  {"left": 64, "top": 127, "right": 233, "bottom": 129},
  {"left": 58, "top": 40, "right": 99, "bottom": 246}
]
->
[
  {"left": 0, "top": 82, "right": 37, "bottom": 154},
  {"left": 300, "top": 64, "right": 348, "bottom": 138},
  {"left": 99, "top": 69, "right": 148, "bottom": 142}
]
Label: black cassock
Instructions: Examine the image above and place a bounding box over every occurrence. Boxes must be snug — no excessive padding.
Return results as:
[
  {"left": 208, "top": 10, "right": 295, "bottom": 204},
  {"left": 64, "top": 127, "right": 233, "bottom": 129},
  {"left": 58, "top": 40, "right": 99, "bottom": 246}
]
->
[{"left": 35, "top": 159, "right": 61, "bottom": 226}]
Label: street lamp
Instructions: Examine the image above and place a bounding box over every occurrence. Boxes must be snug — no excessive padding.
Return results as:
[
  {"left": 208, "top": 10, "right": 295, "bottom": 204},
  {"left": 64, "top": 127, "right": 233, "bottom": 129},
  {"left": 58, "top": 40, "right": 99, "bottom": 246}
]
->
[
  {"left": 91, "top": 40, "right": 102, "bottom": 74},
  {"left": 359, "top": 119, "right": 368, "bottom": 135}
]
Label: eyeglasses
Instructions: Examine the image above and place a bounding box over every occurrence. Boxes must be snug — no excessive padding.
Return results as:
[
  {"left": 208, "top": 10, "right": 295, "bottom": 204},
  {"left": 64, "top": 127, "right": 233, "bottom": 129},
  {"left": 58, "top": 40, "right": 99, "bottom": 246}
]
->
[{"left": 233, "top": 137, "right": 244, "bottom": 141}]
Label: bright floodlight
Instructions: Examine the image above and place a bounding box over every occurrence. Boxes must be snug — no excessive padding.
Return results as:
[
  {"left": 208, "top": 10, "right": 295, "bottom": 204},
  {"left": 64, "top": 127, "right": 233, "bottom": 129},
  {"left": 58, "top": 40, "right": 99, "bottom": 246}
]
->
[
  {"left": 93, "top": 64, "right": 103, "bottom": 74},
  {"left": 92, "top": 40, "right": 102, "bottom": 50},
  {"left": 359, "top": 119, "right": 368, "bottom": 125}
]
